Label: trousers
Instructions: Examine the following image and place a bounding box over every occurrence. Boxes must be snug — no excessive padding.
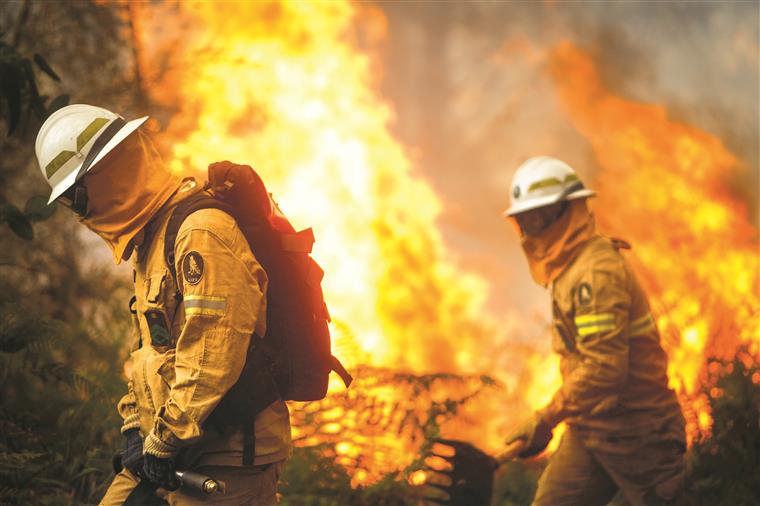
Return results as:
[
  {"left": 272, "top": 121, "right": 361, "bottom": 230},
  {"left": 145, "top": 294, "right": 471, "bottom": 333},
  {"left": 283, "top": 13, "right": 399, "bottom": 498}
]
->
[
  {"left": 533, "top": 426, "right": 685, "bottom": 506},
  {"left": 99, "top": 461, "right": 284, "bottom": 506}
]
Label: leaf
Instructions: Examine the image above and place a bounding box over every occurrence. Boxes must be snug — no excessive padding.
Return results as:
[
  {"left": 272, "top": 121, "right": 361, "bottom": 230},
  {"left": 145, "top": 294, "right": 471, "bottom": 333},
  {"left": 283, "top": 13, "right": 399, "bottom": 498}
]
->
[
  {"left": 47, "top": 94, "right": 69, "bottom": 116},
  {"left": 71, "top": 467, "right": 100, "bottom": 481},
  {"left": 33, "top": 54, "right": 60, "bottom": 82},
  {"left": 7, "top": 212, "right": 33, "bottom": 240},
  {"left": 2, "top": 202, "right": 35, "bottom": 239},
  {"left": 1, "top": 203, "right": 21, "bottom": 222},
  {"left": 20, "top": 60, "right": 39, "bottom": 99},
  {"left": 24, "top": 195, "right": 56, "bottom": 221},
  {"left": 1, "top": 62, "right": 23, "bottom": 135},
  {"left": 21, "top": 59, "right": 46, "bottom": 120},
  {"left": 0, "top": 332, "right": 26, "bottom": 353}
]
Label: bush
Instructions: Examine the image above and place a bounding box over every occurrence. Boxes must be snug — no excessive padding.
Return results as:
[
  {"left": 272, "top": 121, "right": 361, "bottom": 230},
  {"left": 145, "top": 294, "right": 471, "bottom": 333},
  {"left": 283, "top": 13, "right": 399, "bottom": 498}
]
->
[{"left": 685, "top": 347, "right": 759, "bottom": 505}]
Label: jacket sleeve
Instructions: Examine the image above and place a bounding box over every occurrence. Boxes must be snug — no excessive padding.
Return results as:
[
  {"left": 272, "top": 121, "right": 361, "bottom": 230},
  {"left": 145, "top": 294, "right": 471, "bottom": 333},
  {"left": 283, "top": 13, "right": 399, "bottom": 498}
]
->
[
  {"left": 117, "top": 310, "right": 142, "bottom": 434},
  {"left": 117, "top": 382, "right": 141, "bottom": 434},
  {"left": 540, "top": 255, "right": 631, "bottom": 426},
  {"left": 143, "top": 210, "right": 267, "bottom": 457}
]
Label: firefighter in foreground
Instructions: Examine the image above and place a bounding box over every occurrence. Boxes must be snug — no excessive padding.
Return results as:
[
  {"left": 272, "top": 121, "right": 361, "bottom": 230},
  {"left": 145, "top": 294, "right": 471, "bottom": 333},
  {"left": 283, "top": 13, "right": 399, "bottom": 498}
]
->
[
  {"left": 498, "top": 157, "right": 686, "bottom": 505},
  {"left": 35, "top": 104, "right": 291, "bottom": 504}
]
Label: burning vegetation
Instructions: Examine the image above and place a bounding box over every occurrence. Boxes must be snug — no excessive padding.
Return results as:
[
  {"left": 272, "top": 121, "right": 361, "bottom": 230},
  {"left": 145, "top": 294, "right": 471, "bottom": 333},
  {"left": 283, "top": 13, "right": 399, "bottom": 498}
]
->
[
  {"left": 111, "top": 0, "right": 760, "bottom": 485},
  {"left": 0, "top": 1, "right": 757, "bottom": 504},
  {"left": 550, "top": 41, "right": 759, "bottom": 444}
]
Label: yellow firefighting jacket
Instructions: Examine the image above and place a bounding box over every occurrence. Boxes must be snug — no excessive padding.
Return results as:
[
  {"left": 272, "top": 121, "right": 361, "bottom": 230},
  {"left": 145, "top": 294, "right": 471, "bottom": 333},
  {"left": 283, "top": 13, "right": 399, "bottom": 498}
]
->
[
  {"left": 540, "top": 235, "right": 683, "bottom": 439},
  {"left": 116, "top": 180, "right": 291, "bottom": 467}
]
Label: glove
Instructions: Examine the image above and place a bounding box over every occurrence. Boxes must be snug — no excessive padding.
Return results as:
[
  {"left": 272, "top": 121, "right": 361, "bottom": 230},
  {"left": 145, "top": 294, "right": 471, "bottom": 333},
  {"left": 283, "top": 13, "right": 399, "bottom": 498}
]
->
[
  {"left": 121, "top": 429, "right": 145, "bottom": 479},
  {"left": 142, "top": 453, "right": 180, "bottom": 491},
  {"left": 504, "top": 413, "right": 553, "bottom": 459}
]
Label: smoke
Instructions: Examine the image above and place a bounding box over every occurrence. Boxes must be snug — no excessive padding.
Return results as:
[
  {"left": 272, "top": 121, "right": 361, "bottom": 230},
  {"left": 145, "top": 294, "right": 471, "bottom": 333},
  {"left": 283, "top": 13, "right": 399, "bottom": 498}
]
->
[{"left": 374, "top": 1, "right": 759, "bottom": 326}]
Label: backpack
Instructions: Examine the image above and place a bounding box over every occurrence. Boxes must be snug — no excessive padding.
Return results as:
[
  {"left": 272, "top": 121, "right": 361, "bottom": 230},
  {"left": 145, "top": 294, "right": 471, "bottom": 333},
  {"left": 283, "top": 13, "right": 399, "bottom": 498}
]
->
[{"left": 162, "top": 162, "right": 352, "bottom": 454}]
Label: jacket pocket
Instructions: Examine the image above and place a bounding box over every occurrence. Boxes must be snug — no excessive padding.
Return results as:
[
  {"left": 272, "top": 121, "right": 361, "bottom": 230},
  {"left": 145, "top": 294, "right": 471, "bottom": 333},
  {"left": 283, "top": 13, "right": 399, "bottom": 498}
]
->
[
  {"left": 131, "top": 345, "right": 176, "bottom": 426},
  {"left": 138, "top": 271, "right": 176, "bottom": 349}
]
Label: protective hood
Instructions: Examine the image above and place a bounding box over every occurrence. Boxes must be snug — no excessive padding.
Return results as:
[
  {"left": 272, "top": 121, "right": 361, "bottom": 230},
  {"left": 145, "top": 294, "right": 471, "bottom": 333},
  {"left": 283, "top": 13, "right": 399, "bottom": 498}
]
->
[
  {"left": 79, "top": 130, "right": 182, "bottom": 264},
  {"left": 517, "top": 199, "right": 596, "bottom": 287}
]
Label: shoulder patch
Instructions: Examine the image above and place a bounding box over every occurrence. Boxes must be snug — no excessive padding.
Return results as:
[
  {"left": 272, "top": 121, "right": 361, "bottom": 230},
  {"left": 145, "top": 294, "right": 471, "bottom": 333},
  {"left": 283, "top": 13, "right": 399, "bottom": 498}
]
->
[
  {"left": 182, "top": 251, "right": 204, "bottom": 285},
  {"left": 578, "top": 282, "right": 593, "bottom": 306}
]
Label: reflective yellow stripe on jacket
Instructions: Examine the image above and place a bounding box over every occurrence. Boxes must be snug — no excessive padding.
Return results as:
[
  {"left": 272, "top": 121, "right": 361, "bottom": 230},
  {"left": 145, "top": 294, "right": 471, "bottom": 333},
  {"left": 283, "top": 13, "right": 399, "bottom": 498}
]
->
[
  {"left": 574, "top": 313, "right": 616, "bottom": 336},
  {"left": 574, "top": 312, "right": 656, "bottom": 338},
  {"left": 183, "top": 295, "right": 227, "bottom": 316},
  {"left": 628, "top": 313, "right": 656, "bottom": 337}
]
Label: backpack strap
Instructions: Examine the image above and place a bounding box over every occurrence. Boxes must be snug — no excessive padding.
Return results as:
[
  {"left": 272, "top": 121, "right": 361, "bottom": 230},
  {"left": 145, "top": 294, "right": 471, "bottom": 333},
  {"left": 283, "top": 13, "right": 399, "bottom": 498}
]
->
[
  {"left": 331, "top": 355, "right": 353, "bottom": 388},
  {"left": 163, "top": 191, "right": 262, "bottom": 465},
  {"left": 163, "top": 192, "right": 233, "bottom": 299}
]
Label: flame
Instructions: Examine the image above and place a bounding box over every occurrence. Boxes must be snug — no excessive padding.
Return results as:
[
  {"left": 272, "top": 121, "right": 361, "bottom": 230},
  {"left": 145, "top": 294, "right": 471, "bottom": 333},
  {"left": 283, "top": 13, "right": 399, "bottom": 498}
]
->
[
  {"left": 549, "top": 41, "right": 759, "bottom": 442},
  {"left": 128, "top": 0, "right": 757, "bottom": 486},
  {"left": 131, "top": 0, "right": 524, "bottom": 484},
  {"left": 134, "top": 1, "right": 499, "bottom": 373}
]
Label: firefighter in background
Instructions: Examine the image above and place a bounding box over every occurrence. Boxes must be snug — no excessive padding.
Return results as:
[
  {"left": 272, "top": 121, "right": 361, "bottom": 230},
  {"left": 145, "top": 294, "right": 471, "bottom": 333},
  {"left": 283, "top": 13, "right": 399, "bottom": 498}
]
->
[
  {"left": 498, "top": 157, "right": 686, "bottom": 506},
  {"left": 34, "top": 104, "right": 291, "bottom": 504}
]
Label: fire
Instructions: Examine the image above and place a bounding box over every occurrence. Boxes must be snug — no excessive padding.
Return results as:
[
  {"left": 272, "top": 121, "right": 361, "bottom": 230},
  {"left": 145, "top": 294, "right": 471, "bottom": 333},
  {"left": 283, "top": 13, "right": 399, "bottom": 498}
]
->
[
  {"left": 131, "top": 0, "right": 518, "bottom": 485},
  {"left": 134, "top": 1, "right": 497, "bottom": 373},
  {"left": 549, "top": 41, "right": 759, "bottom": 443},
  {"left": 126, "top": 0, "right": 757, "bottom": 487}
]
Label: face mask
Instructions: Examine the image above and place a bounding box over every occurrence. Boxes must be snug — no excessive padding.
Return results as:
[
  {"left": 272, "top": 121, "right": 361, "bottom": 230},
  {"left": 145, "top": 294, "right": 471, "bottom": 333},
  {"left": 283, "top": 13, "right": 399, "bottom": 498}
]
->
[
  {"left": 78, "top": 130, "right": 182, "bottom": 263},
  {"left": 518, "top": 199, "right": 596, "bottom": 286}
]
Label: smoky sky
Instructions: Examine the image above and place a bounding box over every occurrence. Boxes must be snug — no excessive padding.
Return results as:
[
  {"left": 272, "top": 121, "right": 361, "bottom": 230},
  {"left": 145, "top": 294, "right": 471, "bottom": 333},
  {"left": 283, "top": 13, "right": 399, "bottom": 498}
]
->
[{"left": 374, "top": 1, "right": 759, "bottom": 326}]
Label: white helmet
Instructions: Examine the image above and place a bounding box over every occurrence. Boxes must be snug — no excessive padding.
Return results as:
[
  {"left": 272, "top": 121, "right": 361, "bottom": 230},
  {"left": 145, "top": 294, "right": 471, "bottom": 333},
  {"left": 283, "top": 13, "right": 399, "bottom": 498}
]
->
[
  {"left": 503, "top": 156, "right": 595, "bottom": 216},
  {"left": 35, "top": 104, "right": 148, "bottom": 204}
]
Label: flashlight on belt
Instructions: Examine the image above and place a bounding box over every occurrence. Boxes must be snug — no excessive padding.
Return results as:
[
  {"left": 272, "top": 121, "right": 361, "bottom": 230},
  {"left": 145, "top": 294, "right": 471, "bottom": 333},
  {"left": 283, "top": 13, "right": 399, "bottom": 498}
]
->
[{"left": 174, "top": 470, "right": 224, "bottom": 494}]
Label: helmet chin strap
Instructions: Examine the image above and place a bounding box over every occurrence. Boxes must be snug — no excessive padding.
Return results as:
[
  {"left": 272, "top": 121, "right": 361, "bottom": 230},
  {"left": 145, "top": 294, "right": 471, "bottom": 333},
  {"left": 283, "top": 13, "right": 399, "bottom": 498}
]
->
[
  {"left": 554, "top": 180, "right": 585, "bottom": 203},
  {"left": 75, "top": 118, "right": 127, "bottom": 181}
]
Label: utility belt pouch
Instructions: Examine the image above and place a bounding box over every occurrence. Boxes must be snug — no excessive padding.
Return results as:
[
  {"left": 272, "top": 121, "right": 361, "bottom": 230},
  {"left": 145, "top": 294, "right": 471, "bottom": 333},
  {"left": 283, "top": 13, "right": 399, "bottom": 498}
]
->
[{"left": 145, "top": 309, "right": 173, "bottom": 348}]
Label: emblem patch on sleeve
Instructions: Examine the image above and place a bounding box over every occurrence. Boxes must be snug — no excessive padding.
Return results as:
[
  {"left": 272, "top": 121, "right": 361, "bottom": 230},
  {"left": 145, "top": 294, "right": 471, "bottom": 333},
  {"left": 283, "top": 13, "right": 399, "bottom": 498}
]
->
[
  {"left": 578, "top": 282, "right": 593, "bottom": 306},
  {"left": 182, "top": 251, "right": 204, "bottom": 285}
]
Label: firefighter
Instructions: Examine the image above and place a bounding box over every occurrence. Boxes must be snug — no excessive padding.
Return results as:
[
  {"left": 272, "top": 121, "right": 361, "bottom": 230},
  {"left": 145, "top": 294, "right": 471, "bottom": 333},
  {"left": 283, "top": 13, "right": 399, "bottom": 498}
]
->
[
  {"left": 498, "top": 157, "right": 686, "bottom": 506},
  {"left": 34, "top": 104, "right": 291, "bottom": 505}
]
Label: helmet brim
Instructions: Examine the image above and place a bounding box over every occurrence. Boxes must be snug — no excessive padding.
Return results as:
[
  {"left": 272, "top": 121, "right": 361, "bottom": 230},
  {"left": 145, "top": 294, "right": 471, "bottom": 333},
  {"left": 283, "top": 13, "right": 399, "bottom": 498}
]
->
[
  {"left": 503, "top": 188, "right": 595, "bottom": 217},
  {"left": 47, "top": 116, "right": 149, "bottom": 204}
]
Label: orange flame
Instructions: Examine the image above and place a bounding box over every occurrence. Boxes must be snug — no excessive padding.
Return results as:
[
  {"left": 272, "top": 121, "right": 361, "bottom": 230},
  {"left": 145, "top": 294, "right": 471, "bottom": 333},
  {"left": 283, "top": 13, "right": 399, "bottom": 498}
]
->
[
  {"left": 134, "top": 1, "right": 499, "bottom": 374},
  {"left": 128, "top": 0, "right": 758, "bottom": 484},
  {"left": 131, "top": 0, "right": 528, "bottom": 484},
  {"left": 549, "top": 41, "right": 759, "bottom": 442}
]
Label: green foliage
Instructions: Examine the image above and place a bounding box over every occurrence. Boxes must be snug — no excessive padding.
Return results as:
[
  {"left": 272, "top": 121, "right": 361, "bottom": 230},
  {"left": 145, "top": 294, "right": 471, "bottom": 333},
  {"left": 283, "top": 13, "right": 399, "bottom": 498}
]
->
[
  {"left": 685, "top": 347, "right": 760, "bottom": 505},
  {"left": 24, "top": 195, "right": 57, "bottom": 221},
  {"left": 280, "top": 446, "right": 414, "bottom": 506},
  {"left": 0, "top": 35, "right": 67, "bottom": 137},
  {"left": 0, "top": 196, "right": 57, "bottom": 240},
  {"left": 0, "top": 284, "right": 129, "bottom": 505},
  {"left": 0, "top": 35, "right": 129, "bottom": 500},
  {"left": 0, "top": 34, "right": 63, "bottom": 241},
  {"left": 283, "top": 366, "right": 498, "bottom": 505}
]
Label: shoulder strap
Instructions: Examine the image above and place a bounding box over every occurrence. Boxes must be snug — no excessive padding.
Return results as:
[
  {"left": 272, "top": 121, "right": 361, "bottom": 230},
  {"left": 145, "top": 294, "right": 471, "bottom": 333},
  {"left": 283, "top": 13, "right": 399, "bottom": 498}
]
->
[{"left": 163, "top": 192, "right": 234, "bottom": 297}]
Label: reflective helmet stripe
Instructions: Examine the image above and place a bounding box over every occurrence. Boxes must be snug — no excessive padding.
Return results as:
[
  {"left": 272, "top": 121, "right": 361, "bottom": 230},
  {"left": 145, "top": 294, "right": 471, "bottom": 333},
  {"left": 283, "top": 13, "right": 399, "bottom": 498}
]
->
[
  {"left": 44, "top": 117, "right": 110, "bottom": 178},
  {"left": 45, "top": 149, "right": 77, "bottom": 179},
  {"left": 76, "top": 117, "right": 109, "bottom": 151},
  {"left": 528, "top": 173, "right": 579, "bottom": 192}
]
